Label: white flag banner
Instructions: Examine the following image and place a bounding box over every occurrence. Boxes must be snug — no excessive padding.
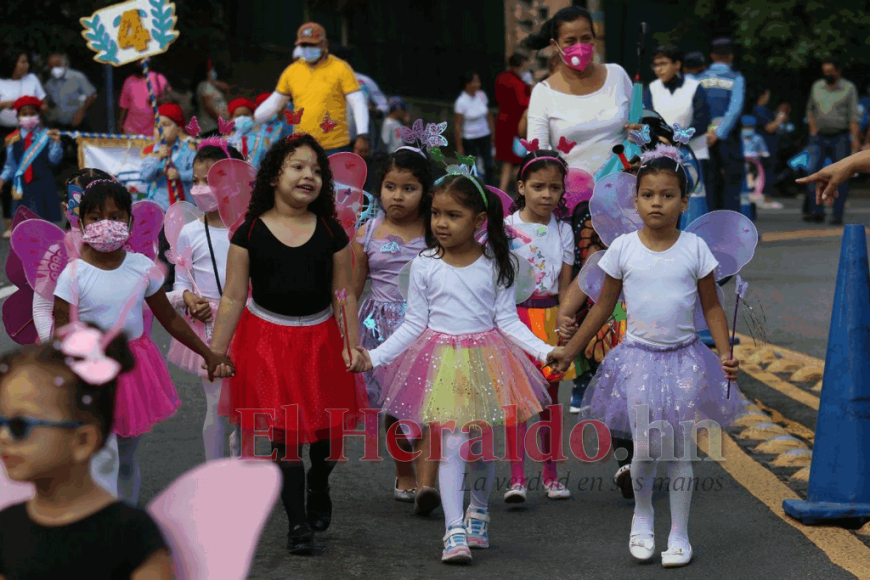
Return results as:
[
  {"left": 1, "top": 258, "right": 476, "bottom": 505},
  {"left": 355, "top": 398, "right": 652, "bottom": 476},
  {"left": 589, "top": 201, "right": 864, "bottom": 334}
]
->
[{"left": 78, "top": 137, "right": 152, "bottom": 201}]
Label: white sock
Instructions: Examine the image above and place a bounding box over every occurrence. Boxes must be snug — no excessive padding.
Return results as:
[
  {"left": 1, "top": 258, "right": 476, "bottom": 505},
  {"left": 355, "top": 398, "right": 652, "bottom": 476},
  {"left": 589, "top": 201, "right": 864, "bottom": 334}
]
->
[
  {"left": 631, "top": 458, "right": 657, "bottom": 536},
  {"left": 117, "top": 435, "right": 142, "bottom": 504},
  {"left": 201, "top": 378, "right": 229, "bottom": 461},
  {"left": 439, "top": 429, "right": 468, "bottom": 531},
  {"left": 666, "top": 460, "right": 693, "bottom": 551}
]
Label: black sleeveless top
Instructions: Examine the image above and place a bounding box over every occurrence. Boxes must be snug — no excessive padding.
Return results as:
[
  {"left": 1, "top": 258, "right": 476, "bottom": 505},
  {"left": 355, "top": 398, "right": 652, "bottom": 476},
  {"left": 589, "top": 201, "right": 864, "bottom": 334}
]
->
[{"left": 231, "top": 215, "right": 349, "bottom": 316}]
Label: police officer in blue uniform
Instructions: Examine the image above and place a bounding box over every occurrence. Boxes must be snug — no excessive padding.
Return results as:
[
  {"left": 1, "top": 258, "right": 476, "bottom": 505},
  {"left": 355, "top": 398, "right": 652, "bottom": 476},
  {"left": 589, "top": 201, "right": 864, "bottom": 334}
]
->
[{"left": 697, "top": 38, "right": 745, "bottom": 212}]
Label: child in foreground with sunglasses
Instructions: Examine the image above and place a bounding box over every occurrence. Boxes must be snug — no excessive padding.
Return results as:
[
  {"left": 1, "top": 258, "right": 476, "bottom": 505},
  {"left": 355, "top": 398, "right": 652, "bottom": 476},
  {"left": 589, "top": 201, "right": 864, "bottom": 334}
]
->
[{"left": 0, "top": 331, "right": 173, "bottom": 579}]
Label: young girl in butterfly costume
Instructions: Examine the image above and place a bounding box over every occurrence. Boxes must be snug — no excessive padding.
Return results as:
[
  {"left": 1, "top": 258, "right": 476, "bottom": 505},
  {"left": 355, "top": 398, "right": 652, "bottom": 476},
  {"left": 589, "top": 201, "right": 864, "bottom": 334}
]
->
[
  {"left": 552, "top": 139, "right": 747, "bottom": 568},
  {"left": 164, "top": 124, "right": 247, "bottom": 461},
  {"left": 501, "top": 138, "right": 578, "bottom": 503},
  {"left": 52, "top": 180, "right": 233, "bottom": 505}
]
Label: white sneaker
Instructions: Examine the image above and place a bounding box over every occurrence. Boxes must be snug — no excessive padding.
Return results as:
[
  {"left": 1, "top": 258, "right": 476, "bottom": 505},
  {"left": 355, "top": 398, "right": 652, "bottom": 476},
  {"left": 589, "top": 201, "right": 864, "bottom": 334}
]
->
[
  {"left": 441, "top": 526, "right": 472, "bottom": 563},
  {"left": 543, "top": 480, "right": 571, "bottom": 499},
  {"left": 569, "top": 405, "right": 581, "bottom": 414},
  {"left": 504, "top": 483, "right": 527, "bottom": 503},
  {"left": 629, "top": 515, "right": 655, "bottom": 561},
  {"left": 661, "top": 544, "right": 693, "bottom": 567}
]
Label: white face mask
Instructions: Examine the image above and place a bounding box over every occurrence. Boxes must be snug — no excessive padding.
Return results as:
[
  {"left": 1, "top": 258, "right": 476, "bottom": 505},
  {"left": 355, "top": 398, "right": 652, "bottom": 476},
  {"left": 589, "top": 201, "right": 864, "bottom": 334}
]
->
[{"left": 50, "top": 67, "right": 66, "bottom": 79}]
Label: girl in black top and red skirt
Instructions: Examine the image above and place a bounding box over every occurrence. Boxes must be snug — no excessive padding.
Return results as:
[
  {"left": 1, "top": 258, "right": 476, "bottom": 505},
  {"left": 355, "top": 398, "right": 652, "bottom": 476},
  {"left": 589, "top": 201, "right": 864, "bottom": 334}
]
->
[{"left": 209, "top": 133, "right": 367, "bottom": 556}]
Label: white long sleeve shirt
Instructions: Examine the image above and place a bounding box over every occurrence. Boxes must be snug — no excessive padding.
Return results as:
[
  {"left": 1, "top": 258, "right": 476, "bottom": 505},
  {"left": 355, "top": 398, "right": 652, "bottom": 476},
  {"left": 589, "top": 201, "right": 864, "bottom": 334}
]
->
[{"left": 368, "top": 251, "right": 553, "bottom": 368}]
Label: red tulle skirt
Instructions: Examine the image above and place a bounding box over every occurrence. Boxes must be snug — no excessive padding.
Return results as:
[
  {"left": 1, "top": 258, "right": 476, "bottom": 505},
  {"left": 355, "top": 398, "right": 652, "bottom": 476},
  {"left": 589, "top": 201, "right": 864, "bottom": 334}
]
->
[{"left": 219, "top": 306, "right": 368, "bottom": 445}]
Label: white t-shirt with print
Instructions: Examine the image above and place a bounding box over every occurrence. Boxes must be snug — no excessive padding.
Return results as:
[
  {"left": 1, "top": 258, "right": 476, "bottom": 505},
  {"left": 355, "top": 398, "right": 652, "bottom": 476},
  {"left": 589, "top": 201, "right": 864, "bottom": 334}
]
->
[
  {"left": 454, "top": 90, "right": 491, "bottom": 140},
  {"left": 597, "top": 231, "right": 718, "bottom": 345},
  {"left": 505, "top": 211, "right": 574, "bottom": 298},
  {"left": 0, "top": 74, "right": 46, "bottom": 127},
  {"left": 54, "top": 253, "right": 164, "bottom": 341}
]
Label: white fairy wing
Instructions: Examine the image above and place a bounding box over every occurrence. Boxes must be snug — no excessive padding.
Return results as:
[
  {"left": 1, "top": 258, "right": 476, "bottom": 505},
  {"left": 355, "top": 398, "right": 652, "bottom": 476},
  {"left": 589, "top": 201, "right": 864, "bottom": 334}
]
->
[
  {"left": 684, "top": 210, "right": 758, "bottom": 281},
  {"left": 147, "top": 459, "right": 280, "bottom": 580},
  {"left": 589, "top": 172, "right": 642, "bottom": 246}
]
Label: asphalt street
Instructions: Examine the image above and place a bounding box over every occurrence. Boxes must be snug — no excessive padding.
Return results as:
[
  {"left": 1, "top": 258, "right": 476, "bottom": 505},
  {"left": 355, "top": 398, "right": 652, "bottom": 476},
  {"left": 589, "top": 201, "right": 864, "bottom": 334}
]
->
[{"left": 0, "top": 196, "right": 866, "bottom": 578}]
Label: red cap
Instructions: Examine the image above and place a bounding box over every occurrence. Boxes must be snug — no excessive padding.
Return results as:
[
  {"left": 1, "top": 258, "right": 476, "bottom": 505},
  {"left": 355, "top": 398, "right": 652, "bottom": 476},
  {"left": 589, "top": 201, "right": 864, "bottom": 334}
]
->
[
  {"left": 13, "top": 96, "right": 42, "bottom": 112},
  {"left": 255, "top": 93, "right": 271, "bottom": 108},
  {"left": 228, "top": 98, "right": 256, "bottom": 117},
  {"left": 157, "top": 103, "right": 185, "bottom": 127},
  {"left": 295, "top": 22, "right": 327, "bottom": 45}
]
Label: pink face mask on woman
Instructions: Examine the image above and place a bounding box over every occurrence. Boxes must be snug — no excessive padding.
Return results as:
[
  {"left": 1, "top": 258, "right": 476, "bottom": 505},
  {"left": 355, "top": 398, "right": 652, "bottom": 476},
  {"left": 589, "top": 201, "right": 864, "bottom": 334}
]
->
[
  {"left": 82, "top": 220, "right": 131, "bottom": 253},
  {"left": 559, "top": 42, "right": 594, "bottom": 72},
  {"left": 191, "top": 184, "right": 219, "bottom": 212}
]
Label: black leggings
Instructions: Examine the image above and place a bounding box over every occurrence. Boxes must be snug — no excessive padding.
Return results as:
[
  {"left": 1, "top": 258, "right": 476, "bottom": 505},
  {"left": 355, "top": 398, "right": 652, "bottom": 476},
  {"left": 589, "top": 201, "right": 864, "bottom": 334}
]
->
[{"left": 272, "top": 440, "right": 337, "bottom": 529}]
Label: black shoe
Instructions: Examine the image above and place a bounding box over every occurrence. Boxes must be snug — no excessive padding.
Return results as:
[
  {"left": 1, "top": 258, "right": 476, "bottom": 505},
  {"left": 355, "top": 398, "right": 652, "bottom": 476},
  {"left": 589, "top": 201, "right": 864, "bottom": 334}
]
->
[
  {"left": 802, "top": 213, "right": 825, "bottom": 223},
  {"left": 288, "top": 524, "right": 315, "bottom": 555},
  {"left": 414, "top": 486, "right": 441, "bottom": 516},
  {"left": 307, "top": 486, "right": 332, "bottom": 532},
  {"left": 830, "top": 217, "right": 844, "bottom": 226}
]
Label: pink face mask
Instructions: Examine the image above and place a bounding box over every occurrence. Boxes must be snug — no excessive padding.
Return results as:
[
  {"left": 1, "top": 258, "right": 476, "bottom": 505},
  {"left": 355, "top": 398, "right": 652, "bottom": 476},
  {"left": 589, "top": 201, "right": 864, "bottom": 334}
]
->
[
  {"left": 82, "top": 220, "right": 131, "bottom": 253},
  {"left": 559, "top": 42, "right": 594, "bottom": 72},
  {"left": 18, "top": 116, "right": 39, "bottom": 131},
  {"left": 191, "top": 184, "right": 219, "bottom": 212}
]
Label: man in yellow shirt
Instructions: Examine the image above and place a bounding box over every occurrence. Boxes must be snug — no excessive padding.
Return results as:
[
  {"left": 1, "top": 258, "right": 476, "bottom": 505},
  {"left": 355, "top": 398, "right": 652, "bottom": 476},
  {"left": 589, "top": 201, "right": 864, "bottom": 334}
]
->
[{"left": 254, "top": 22, "right": 370, "bottom": 155}]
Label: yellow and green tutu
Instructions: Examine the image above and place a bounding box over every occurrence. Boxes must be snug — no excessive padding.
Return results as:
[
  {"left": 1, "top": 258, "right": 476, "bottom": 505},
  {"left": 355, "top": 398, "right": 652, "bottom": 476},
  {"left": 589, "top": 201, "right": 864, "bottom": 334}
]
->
[{"left": 379, "top": 328, "right": 552, "bottom": 429}]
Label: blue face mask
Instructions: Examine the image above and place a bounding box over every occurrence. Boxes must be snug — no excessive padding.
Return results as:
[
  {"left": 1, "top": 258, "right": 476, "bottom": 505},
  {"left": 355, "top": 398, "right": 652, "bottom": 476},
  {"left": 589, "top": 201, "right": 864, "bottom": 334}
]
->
[
  {"left": 234, "top": 116, "right": 254, "bottom": 134},
  {"left": 298, "top": 46, "right": 322, "bottom": 63}
]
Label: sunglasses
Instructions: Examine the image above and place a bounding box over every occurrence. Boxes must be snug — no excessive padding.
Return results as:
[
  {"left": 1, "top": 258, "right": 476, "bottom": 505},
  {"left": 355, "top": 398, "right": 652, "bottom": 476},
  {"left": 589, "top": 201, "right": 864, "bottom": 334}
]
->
[{"left": 0, "top": 414, "right": 83, "bottom": 441}]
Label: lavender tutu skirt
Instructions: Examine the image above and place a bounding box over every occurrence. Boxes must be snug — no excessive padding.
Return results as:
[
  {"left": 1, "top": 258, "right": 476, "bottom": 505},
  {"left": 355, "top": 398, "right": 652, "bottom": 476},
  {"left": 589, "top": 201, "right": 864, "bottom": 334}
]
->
[
  {"left": 114, "top": 335, "right": 181, "bottom": 438},
  {"left": 379, "top": 328, "right": 551, "bottom": 429},
  {"left": 579, "top": 334, "right": 745, "bottom": 457},
  {"left": 358, "top": 297, "right": 406, "bottom": 407}
]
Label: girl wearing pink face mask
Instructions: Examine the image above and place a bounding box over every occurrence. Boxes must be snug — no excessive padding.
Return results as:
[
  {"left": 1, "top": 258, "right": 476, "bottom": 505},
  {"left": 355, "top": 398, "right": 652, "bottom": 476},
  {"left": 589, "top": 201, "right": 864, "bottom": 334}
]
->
[
  {"left": 524, "top": 6, "right": 636, "bottom": 176},
  {"left": 165, "top": 142, "right": 246, "bottom": 462},
  {"left": 52, "top": 180, "right": 234, "bottom": 505}
]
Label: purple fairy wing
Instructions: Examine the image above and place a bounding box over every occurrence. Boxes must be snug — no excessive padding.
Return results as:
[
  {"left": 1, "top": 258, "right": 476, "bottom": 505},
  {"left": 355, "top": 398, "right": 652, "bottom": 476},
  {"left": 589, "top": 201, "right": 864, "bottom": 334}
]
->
[
  {"left": 556, "top": 168, "right": 595, "bottom": 219},
  {"left": 10, "top": 220, "right": 69, "bottom": 301},
  {"left": 5, "top": 206, "right": 40, "bottom": 286},
  {"left": 208, "top": 159, "right": 257, "bottom": 238},
  {"left": 576, "top": 250, "right": 625, "bottom": 304},
  {"left": 2, "top": 288, "right": 37, "bottom": 344},
  {"left": 127, "top": 201, "right": 165, "bottom": 259},
  {"left": 147, "top": 459, "right": 281, "bottom": 580},
  {"left": 693, "top": 283, "right": 726, "bottom": 330},
  {"left": 684, "top": 210, "right": 758, "bottom": 280},
  {"left": 589, "top": 172, "right": 643, "bottom": 246}
]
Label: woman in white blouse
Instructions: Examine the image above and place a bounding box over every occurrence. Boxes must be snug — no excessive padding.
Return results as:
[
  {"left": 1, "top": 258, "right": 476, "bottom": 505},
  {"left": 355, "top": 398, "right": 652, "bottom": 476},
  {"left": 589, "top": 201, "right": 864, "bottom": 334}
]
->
[
  {"left": 454, "top": 71, "right": 495, "bottom": 185},
  {"left": 525, "top": 7, "right": 638, "bottom": 175},
  {"left": 0, "top": 48, "right": 46, "bottom": 237}
]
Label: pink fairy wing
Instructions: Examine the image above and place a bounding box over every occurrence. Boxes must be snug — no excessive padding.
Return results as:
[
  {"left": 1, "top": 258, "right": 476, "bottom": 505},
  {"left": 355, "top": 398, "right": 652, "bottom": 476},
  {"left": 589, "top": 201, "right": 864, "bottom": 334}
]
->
[
  {"left": 589, "top": 172, "right": 643, "bottom": 246},
  {"left": 147, "top": 459, "right": 281, "bottom": 580},
  {"left": 5, "top": 205, "right": 41, "bottom": 286},
  {"left": 10, "top": 220, "right": 69, "bottom": 301},
  {"left": 2, "top": 288, "right": 37, "bottom": 344},
  {"left": 208, "top": 159, "right": 256, "bottom": 237},
  {"left": 329, "top": 152, "right": 367, "bottom": 191},
  {"left": 127, "top": 201, "right": 165, "bottom": 259},
  {"left": 0, "top": 464, "right": 34, "bottom": 511},
  {"left": 484, "top": 186, "right": 514, "bottom": 217},
  {"left": 684, "top": 210, "right": 759, "bottom": 280},
  {"left": 556, "top": 168, "right": 595, "bottom": 219},
  {"left": 334, "top": 185, "right": 363, "bottom": 219},
  {"left": 335, "top": 205, "right": 358, "bottom": 240},
  {"left": 576, "top": 250, "right": 625, "bottom": 304},
  {"left": 163, "top": 201, "right": 203, "bottom": 255}
]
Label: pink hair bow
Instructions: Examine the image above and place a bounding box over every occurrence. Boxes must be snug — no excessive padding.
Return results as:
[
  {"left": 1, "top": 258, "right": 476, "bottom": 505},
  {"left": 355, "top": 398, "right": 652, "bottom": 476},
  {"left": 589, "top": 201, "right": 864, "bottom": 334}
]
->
[{"left": 56, "top": 322, "right": 121, "bottom": 385}]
